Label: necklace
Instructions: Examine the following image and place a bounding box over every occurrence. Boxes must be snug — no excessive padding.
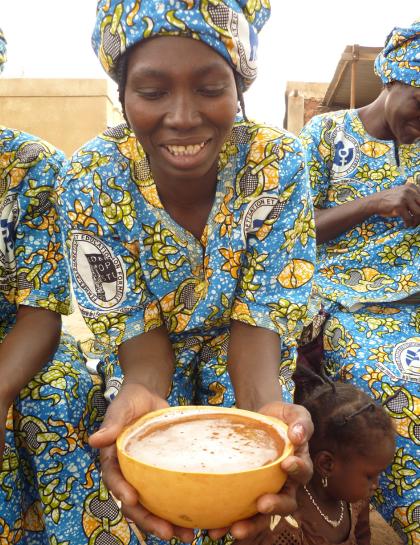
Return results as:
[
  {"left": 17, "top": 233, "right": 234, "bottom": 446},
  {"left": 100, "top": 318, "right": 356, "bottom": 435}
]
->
[{"left": 303, "top": 485, "right": 345, "bottom": 528}]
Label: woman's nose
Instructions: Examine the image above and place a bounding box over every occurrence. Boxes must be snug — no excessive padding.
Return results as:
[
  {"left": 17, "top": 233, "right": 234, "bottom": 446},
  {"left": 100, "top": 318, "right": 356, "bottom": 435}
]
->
[{"left": 164, "top": 92, "right": 201, "bottom": 130}]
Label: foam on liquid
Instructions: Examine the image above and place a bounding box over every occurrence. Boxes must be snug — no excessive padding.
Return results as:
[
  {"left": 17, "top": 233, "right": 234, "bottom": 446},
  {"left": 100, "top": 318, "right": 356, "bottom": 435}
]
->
[{"left": 124, "top": 410, "right": 285, "bottom": 473}]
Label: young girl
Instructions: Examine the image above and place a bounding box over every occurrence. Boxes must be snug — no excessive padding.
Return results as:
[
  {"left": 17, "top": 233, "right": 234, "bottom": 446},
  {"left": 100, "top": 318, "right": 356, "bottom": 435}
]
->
[{"left": 258, "top": 373, "right": 396, "bottom": 545}]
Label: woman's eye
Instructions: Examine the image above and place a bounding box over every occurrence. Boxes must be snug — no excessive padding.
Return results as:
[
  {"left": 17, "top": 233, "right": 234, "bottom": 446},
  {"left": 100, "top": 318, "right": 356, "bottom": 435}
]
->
[
  {"left": 136, "top": 89, "right": 166, "bottom": 100},
  {"left": 198, "top": 87, "right": 225, "bottom": 97}
]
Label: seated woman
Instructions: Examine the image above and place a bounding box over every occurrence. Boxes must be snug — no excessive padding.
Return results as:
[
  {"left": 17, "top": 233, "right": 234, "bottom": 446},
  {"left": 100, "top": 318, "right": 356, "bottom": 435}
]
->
[
  {"left": 58, "top": 1, "right": 316, "bottom": 544},
  {"left": 300, "top": 21, "right": 419, "bottom": 545},
  {"left": 0, "top": 29, "right": 139, "bottom": 545}
]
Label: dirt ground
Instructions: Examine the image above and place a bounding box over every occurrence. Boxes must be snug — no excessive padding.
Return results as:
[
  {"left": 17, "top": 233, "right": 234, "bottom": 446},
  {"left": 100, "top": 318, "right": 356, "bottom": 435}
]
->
[{"left": 63, "top": 311, "right": 403, "bottom": 545}]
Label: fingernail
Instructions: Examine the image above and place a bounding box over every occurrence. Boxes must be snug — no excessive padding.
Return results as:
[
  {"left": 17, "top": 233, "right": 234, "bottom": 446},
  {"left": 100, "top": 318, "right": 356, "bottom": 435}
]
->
[{"left": 292, "top": 424, "right": 304, "bottom": 442}]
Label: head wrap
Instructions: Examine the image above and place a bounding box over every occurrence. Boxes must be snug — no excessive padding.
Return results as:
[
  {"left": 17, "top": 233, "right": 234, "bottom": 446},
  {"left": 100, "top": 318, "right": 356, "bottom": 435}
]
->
[
  {"left": 0, "top": 28, "right": 7, "bottom": 73},
  {"left": 374, "top": 20, "right": 420, "bottom": 86},
  {"left": 92, "top": 0, "right": 271, "bottom": 89}
]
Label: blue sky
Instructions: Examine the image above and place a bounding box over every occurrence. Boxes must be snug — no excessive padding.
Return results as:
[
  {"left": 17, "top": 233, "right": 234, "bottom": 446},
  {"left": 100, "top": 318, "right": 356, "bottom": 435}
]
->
[{"left": 1, "top": 0, "right": 418, "bottom": 126}]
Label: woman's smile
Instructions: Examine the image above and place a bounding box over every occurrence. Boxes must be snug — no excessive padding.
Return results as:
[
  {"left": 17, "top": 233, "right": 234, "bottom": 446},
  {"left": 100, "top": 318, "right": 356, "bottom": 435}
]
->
[{"left": 160, "top": 139, "right": 211, "bottom": 169}]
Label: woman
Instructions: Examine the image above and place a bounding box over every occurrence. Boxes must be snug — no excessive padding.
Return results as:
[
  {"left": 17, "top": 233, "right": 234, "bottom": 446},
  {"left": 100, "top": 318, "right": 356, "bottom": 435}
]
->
[
  {"left": 0, "top": 28, "right": 138, "bottom": 545},
  {"left": 300, "top": 22, "right": 419, "bottom": 545},
  {"left": 59, "top": 1, "right": 316, "bottom": 544}
]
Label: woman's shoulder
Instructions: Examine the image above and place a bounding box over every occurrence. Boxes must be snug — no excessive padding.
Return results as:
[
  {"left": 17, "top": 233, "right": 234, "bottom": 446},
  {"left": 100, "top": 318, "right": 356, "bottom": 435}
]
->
[
  {"left": 64, "top": 124, "right": 140, "bottom": 186},
  {"left": 0, "top": 124, "right": 66, "bottom": 167},
  {"left": 71, "top": 123, "right": 137, "bottom": 158},
  {"left": 233, "top": 118, "right": 303, "bottom": 149},
  {"left": 301, "top": 109, "right": 354, "bottom": 136}
]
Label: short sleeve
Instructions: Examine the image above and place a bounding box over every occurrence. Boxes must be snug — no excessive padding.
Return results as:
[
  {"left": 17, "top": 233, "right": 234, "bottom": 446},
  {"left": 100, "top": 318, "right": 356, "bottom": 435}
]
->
[
  {"left": 299, "top": 114, "right": 333, "bottom": 209},
  {"left": 58, "top": 144, "right": 163, "bottom": 352},
  {"left": 231, "top": 136, "right": 317, "bottom": 340},
  {"left": 13, "top": 142, "right": 71, "bottom": 314}
]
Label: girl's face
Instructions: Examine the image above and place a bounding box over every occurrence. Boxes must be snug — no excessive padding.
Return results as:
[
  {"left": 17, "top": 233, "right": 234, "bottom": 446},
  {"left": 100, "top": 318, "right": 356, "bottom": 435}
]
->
[
  {"left": 327, "top": 436, "right": 395, "bottom": 503},
  {"left": 384, "top": 82, "right": 420, "bottom": 144},
  {"left": 124, "top": 36, "right": 238, "bottom": 183}
]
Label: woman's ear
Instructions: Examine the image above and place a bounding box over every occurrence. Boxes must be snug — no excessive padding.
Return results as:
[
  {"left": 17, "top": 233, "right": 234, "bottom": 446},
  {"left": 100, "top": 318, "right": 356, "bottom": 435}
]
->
[{"left": 313, "top": 450, "right": 335, "bottom": 478}]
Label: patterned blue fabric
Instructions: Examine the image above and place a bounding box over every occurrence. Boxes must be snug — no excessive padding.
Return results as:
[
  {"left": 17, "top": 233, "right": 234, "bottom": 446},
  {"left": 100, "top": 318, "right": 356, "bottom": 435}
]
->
[
  {"left": 59, "top": 119, "right": 316, "bottom": 544},
  {"left": 323, "top": 303, "right": 419, "bottom": 545},
  {"left": 301, "top": 110, "right": 420, "bottom": 544},
  {"left": 0, "top": 127, "right": 138, "bottom": 545},
  {"left": 0, "top": 28, "right": 6, "bottom": 73},
  {"left": 374, "top": 20, "right": 420, "bottom": 86},
  {"left": 300, "top": 109, "right": 420, "bottom": 310},
  {"left": 92, "top": 0, "right": 271, "bottom": 88}
]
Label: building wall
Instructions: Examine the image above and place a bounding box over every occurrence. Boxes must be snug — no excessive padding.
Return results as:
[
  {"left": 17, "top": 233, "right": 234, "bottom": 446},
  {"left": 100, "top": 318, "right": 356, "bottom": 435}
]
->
[
  {"left": 284, "top": 82, "right": 329, "bottom": 134},
  {"left": 0, "top": 78, "right": 123, "bottom": 156}
]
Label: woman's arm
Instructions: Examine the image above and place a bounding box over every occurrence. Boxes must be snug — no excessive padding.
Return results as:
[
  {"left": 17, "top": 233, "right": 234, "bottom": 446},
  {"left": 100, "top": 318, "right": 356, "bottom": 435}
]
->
[
  {"left": 228, "top": 320, "right": 282, "bottom": 410},
  {"left": 118, "top": 325, "right": 174, "bottom": 397},
  {"left": 0, "top": 305, "right": 61, "bottom": 406},
  {"left": 315, "top": 184, "right": 420, "bottom": 244},
  {"left": 0, "top": 305, "right": 61, "bottom": 459}
]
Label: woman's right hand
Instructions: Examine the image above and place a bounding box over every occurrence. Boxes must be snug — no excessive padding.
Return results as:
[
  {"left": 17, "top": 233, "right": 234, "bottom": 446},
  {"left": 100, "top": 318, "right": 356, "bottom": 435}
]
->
[
  {"left": 89, "top": 383, "right": 195, "bottom": 543},
  {"left": 367, "top": 184, "right": 420, "bottom": 227}
]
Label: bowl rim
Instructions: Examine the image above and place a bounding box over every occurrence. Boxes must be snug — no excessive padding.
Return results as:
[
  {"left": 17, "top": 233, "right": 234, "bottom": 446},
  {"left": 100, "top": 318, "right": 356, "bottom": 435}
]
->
[{"left": 116, "top": 405, "right": 294, "bottom": 476}]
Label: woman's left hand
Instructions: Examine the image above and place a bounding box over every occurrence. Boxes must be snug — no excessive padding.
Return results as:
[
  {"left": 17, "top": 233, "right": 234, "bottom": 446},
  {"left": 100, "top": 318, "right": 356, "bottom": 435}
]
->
[{"left": 208, "top": 401, "right": 313, "bottom": 542}]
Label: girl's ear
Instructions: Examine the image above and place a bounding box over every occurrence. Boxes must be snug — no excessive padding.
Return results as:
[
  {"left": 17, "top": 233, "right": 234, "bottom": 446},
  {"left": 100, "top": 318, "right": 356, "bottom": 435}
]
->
[{"left": 313, "top": 450, "right": 335, "bottom": 478}]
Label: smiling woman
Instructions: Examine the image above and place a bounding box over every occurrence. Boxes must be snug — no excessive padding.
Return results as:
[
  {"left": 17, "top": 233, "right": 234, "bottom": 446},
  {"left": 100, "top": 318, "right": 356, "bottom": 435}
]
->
[{"left": 58, "top": 2, "right": 317, "bottom": 545}]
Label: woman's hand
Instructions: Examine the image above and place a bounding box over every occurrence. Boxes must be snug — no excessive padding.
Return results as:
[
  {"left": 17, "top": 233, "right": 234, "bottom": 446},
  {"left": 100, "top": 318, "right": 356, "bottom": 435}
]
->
[
  {"left": 89, "top": 383, "right": 195, "bottom": 543},
  {"left": 210, "top": 401, "right": 313, "bottom": 542},
  {"left": 367, "top": 184, "right": 420, "bottom": 227}
]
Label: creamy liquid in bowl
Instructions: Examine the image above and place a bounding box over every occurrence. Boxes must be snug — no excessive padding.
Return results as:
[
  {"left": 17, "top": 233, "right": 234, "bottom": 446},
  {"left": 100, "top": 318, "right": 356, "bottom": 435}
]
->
[{"left": 124, "top": 410, "right": 285, "bottom": 473}]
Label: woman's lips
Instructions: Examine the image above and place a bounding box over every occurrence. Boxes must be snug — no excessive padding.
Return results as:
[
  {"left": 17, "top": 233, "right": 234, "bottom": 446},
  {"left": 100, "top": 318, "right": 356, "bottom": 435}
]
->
[{"left": 160, "top": 140, "right": 211, "bottom": 169}]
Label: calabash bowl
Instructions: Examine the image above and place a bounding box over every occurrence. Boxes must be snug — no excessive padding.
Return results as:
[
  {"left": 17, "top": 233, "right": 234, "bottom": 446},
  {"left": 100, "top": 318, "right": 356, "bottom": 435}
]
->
[{"left": 116, "top": 405, "right": 293, "bottom": 529}]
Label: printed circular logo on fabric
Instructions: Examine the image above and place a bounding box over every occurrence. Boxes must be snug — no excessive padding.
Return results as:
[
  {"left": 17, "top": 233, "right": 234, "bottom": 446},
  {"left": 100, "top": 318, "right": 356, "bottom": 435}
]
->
[
  {"left": 0, "top": 193, "right": 19, "bottom": 269},
  {"left": 331, "top": 129, "right": 360, "bottom": 178},
  {"left": 71, "top": 231, "right": 126, "bottom": 310},
  {"left": 393, "top": 339, "right": 420, "bottom": 384},
  {"left": 242, "top": 195, "right": 283, "bottom": 242}
]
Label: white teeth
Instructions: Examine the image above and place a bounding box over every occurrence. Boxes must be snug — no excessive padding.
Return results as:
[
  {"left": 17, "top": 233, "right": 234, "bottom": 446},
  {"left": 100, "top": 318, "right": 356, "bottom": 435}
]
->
[{"left": 166, "top": 142, "right": 206, "bottom": 156}]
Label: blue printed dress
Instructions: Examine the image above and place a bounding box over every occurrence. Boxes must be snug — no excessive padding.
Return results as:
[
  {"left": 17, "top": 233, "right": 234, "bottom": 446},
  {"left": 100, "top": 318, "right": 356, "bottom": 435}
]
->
[
  {"left": 300, "top": 110, "right": 420, "bottom": 545},
  {"left": 0, "top": 127, "right": 138, "bottom": 545},
  {"left": 59, "top": 119, "right": 316, "bottom": 544}
]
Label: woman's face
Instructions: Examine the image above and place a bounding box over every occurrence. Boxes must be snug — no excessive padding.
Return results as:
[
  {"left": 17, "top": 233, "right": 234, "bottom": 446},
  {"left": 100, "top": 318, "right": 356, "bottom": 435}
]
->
[
  {"left": 384, "top": 82, "right": 420, "bottom": 144},
  {"left": 326, "top": 436, "right": 395, "bottom": 503},
  {"left": 124, "top": 36, "right": 238, "bottom": 183}
]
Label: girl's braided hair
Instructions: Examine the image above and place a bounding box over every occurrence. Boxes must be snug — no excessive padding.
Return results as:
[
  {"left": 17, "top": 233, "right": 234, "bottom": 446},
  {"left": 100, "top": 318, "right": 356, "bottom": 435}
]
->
[
  {"left": 115, "top": 46, "right": 248, "bottom": 125},
  {"left": 294, "top": 366, "right": 395, "bottom": 460}
]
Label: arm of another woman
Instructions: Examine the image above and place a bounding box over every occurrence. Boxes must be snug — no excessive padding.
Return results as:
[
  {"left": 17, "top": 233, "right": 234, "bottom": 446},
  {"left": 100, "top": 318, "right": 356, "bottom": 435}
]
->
[
  {"left": 0, "top": 305, "right": 61, "bottom": 460},
  {"left": 315, "top": 184, "right": 420, "bottom": 244}
]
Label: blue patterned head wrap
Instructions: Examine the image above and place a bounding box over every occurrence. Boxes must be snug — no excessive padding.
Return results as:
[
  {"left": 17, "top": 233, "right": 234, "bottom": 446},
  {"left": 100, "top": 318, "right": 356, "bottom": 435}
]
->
[
  {"left": 374, "top": 21, "right": 420, "bottom": 86},
  {"left": 92, "top": 0, "right": 271, "bottom": 89},
  {"left": 0, "top": 28, "right": 7, "bottom": 73}
]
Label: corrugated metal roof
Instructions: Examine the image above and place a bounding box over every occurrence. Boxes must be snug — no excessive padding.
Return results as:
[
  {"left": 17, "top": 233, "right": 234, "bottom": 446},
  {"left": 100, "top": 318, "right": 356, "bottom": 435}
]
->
[{"left": 322, "top": 45, "right": 383, "bottom": 109}]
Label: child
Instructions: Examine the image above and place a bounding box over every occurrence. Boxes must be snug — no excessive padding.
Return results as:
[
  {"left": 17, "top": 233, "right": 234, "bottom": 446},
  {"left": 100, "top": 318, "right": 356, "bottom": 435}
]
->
[{"left": 257, "top": 372, "right": 395, "bottom": 545}]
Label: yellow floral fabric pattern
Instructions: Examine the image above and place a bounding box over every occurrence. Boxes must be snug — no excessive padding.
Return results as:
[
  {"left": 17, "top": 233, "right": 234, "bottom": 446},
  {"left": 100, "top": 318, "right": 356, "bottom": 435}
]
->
[
  {"left": 0, "top": 127, "right": 138, "bottom": 545},
  {"left": 59, "top": 119, "right": 316, "bottom": 408},
  {"left": 300, "top": 109, "right": 419, "bottom": 309}
]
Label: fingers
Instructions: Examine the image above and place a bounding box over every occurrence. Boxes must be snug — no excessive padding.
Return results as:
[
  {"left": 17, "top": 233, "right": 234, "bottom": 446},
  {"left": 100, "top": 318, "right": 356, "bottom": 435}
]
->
[
  {"left": 89, "top": 383, "right": 168, "bottom": 448},
  {"left": 121, "top": 502, "right": 195, "bottom": 543},
  {"left": 207, "top": 527, "right": 230, "bottom": 540},
  {"left": 259, "top": 401, "right": 314, "bottom": 447},
  {"left": 100, "top": 444, "right": 139, "bottom": 506},
  {"left": 407, "top": 200, "right": 420, "bottom": 227},
  {"left": 229, "top": 513, "right": 271, "bottom": 541}
]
